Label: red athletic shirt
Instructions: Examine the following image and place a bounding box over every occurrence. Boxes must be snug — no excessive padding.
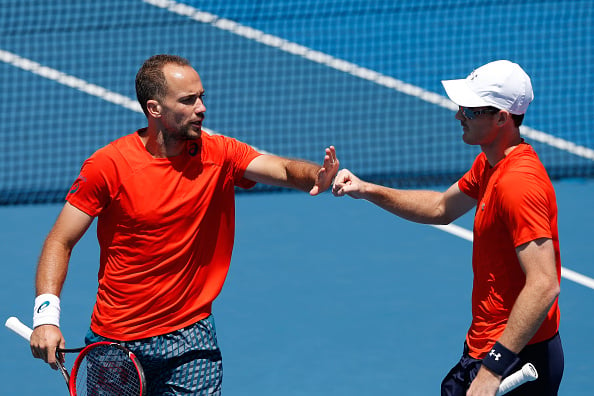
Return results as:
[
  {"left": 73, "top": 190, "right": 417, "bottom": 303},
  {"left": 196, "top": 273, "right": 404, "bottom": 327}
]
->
[
  {"left": 66, "top": 130, "right": 262, "bottom": 340},
  {"left": 457, "top": 142, "right": 561, "bottom": 359}
]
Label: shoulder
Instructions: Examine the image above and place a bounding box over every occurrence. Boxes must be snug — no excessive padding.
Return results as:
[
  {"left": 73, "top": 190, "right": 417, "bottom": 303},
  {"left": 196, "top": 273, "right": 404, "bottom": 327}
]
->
[
  {"left": 459, "top": 152, "right": 488, "bottom": 187},
  {"left": 77, "top": 133, "right": 143, "bottom": 187},
  {"left": 201, "top": 132, "right": 246, "bottom": 148},
  {"left": 496, "top": 145, "right": 554, "bottom": 207},
  {"left": 498, "top": 144, "right": 550, "bottom": 186},
  {"left": 87, "top": 132, "right": 141, "bottom": 164},
  {"left": 200, "top": 132, "right": 260, "bottom": 159},
  {"left": 471, "top": 152, "right": 488, "bottom": 171},
  {"left": 507, "top": 143, "right": 545, "bottom": 170},
  {"left": 104, "top": 132, "right": 141, "bottom": 155}
]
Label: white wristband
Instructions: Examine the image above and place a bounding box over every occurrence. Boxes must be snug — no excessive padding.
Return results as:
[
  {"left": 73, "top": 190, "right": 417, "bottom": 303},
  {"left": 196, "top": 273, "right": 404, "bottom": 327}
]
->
[{"left": 33, "top": 294, "right": 61, "bottom": 328}]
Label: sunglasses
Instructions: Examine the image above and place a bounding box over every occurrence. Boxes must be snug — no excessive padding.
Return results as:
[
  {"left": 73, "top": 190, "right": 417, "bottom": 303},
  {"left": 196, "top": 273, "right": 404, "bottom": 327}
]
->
[{"left": 459, "top": 106, "right": 500, "bottom": 120}]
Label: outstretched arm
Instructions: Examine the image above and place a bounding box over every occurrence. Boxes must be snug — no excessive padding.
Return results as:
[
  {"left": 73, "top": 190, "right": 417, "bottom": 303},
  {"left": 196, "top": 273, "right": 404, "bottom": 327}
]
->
[
  {"left": 332, "top": 168, "right": 476, "bottom": 224},
  {"left": 31, "top": 202, "right": 94, "bottom": 368},
  {"left": 244, "top": 146, "right": 339, "bottom": 195}
]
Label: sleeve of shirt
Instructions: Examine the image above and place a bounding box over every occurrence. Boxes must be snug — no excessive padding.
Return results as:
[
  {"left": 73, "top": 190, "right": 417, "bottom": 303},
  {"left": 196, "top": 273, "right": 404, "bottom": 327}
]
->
[
  {"left": 223, "top": 136, "right": 263, "bottom": 189},
  {"left": 65, "top": 148, "right": 116, "bottom": 217},
  {"left": 497, "top": 171, "right": 553, "bottom": 247}
]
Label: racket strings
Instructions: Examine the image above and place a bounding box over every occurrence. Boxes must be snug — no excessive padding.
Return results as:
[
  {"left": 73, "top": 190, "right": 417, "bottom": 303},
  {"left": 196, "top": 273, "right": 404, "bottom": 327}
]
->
[{"left": 75, "top": 344, "right": 142, "bottom": 396}]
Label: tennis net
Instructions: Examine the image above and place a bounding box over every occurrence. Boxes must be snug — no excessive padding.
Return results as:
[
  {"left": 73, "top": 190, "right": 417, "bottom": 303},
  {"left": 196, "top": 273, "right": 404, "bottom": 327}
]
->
[{"left": 2, "top": 0, "right": 593, "bottom": 204}]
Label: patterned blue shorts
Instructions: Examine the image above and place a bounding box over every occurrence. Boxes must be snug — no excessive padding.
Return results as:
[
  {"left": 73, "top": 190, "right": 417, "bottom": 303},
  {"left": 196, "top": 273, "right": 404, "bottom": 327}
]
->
[{"left": 85, "top": 315, "right": 223, "bottom": 396}]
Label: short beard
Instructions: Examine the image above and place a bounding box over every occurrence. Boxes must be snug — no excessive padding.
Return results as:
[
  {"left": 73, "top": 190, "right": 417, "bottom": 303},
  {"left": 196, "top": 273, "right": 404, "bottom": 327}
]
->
[{"left": 163, "top": 124, "right": 200, "bottom": 144}]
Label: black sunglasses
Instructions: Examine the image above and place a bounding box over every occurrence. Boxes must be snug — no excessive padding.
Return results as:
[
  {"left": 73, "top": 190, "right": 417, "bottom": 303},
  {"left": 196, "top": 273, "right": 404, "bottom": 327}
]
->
[{"left": 459, "top": 106, "right": 500, "bottom": 120}]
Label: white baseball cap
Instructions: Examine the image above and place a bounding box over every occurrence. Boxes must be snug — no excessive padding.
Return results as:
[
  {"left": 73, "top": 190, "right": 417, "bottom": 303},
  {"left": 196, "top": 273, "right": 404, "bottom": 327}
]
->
[{"left": 441, "top": 60, "right": 534, "bottom": 115}]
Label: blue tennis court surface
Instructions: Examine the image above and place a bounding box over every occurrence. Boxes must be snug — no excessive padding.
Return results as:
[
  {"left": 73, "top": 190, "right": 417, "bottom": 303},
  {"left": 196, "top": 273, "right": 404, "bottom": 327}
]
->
[
  {"left": 1, "top": 178, "right": 593, "bottom": 394},
  {"left": 1, "top": 1, "right": 593, "bottom": 394}
]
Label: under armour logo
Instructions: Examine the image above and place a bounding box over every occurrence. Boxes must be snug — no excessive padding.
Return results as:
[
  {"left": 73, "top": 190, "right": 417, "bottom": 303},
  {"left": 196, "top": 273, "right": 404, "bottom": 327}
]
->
[{"left": 489, "top": 349, "right": 501, "bottom": 361}]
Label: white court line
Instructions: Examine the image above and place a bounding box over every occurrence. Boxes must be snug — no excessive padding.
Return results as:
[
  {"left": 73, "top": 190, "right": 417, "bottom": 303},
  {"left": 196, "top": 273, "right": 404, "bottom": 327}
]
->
[
  {"left": 0, "top": 49, "right": 143, "bottom": 114},
  {"left": 432, "top": 224, "right": 594, "bottom": 290},
  {"left": 144, "top": 0, "right": 594, "bottom": 162},
  {"left": 560, "top": 267, "right": 594, "bottom": 290}
]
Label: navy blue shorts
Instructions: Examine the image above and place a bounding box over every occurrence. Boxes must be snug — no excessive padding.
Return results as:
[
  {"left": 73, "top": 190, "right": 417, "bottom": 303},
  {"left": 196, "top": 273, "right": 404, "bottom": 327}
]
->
[
  {"left": 441, "top": 332, "right": 563, "bottom": 396},
  {"left": 85, "top": 315, "right": 223, "bottom": 396}
]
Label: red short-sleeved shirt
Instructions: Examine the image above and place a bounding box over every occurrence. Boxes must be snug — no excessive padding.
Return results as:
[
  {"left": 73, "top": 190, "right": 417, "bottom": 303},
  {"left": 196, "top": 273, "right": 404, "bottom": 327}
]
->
[
  {"left": 458, "top": 142, "right": 561, "bottom": 359},
  {"left": 66, "top": 131, "right": 262, "bottom": 340}
]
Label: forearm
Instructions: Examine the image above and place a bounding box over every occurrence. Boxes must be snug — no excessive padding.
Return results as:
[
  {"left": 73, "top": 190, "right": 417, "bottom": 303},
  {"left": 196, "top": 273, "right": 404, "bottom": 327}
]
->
[
  {"left": 245, "top": 148, "right": 338, "bottom": 195},
  {"left": 35, "top": 235, "right": 72, "bottom": 296},
  {"left": 359, "top": 182, "right": 450, "bottom": 224},
  {"left": 282, "top": 159, "right": 322, "bottom": 192},
  {"left": 333, "top": 170, "right": 474, "bottom": 224},
  {"left": 245, "top": 156, "right": 320, "bottom": 192}
]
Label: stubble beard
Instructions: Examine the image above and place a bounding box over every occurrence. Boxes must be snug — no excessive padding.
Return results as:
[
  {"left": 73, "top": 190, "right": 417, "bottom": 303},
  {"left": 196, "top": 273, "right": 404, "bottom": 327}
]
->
[{"left": 164, "top": 123, "right": 201, "bottom": 145}]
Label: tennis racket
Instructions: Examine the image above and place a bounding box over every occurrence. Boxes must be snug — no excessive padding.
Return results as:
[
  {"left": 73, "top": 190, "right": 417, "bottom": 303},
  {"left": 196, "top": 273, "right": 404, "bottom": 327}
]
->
[
  {"left": 5, "top": 316, "right": 146, "bottom": 396},
  {"left": 497, "top": 362, "right": 538, "bottom": 395}
]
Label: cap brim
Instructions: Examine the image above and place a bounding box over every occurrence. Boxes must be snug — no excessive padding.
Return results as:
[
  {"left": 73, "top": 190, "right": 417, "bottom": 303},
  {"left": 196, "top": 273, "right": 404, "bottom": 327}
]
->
[{"left": 441, "top": 78, "right": 491, "bottom": 108}]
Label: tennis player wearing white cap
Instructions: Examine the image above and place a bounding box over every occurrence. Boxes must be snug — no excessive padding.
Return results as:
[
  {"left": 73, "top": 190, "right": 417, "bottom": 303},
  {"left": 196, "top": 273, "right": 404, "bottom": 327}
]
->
[{"left": 332, "top": 60, "right": 563, "bottom": 396}]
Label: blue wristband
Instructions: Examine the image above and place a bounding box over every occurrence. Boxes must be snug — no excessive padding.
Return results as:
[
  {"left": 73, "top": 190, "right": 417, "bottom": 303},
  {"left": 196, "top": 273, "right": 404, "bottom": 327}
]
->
[{"left": 481, "top": 342, "right": 520, "bottom": 377}]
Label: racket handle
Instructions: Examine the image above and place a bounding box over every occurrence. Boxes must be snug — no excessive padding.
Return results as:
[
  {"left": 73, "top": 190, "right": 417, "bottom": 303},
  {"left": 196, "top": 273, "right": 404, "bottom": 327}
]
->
[
  {"left": 7, "top": 316, "right": 71, "bottom": 389},
  {"left": 496, "top": 363, "right": 538, "bottom": 395},
  {"left": 5, "top": 316, "right": 33, "bottom": 341}
]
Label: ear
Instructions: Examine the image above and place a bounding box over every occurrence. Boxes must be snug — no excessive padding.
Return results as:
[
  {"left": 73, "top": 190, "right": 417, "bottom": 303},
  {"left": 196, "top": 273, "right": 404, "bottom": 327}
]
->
[
  {"left": 496, "top": 110, "right": 510, "bottom": 127},
  {"left": 147, "top": 100, "right": 162, "bottom": 118}
]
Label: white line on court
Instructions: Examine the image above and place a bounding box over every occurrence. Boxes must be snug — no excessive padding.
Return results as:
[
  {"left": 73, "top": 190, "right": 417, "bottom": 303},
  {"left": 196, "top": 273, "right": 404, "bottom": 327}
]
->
[
  {"left": 0, "top": 49, "right": 143, "bottom": 114},
  {"left": 432, "top": 224, "right": 594, "bottom": 290}
]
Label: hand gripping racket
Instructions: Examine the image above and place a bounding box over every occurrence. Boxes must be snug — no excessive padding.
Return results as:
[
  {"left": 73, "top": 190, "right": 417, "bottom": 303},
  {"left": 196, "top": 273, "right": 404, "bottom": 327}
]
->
[
  {"left": 497, "top": 362, "right": 539, "bottom": 395},
  {"left": 5, "top": 316, "right": 146, "bottom": 396}
]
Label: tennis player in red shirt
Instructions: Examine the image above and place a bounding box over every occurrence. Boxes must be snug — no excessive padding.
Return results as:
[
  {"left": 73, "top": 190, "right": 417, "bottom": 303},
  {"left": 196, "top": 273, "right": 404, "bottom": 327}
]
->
[
  {"left": 30, "top": 54, "right": 339, "bottom": 395},
  {"left": 333, "top": 60, "right": 562, "bottom": 395}
]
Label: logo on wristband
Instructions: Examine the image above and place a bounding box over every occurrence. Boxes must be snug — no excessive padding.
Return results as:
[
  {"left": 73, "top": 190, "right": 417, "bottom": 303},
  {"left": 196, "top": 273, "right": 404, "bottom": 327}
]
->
[
  {"left": 37, "top": 301, "right": 50, "bottom": 313},
  {"left": 483, "top": 342, "right": 520, "bottom": 377}
]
